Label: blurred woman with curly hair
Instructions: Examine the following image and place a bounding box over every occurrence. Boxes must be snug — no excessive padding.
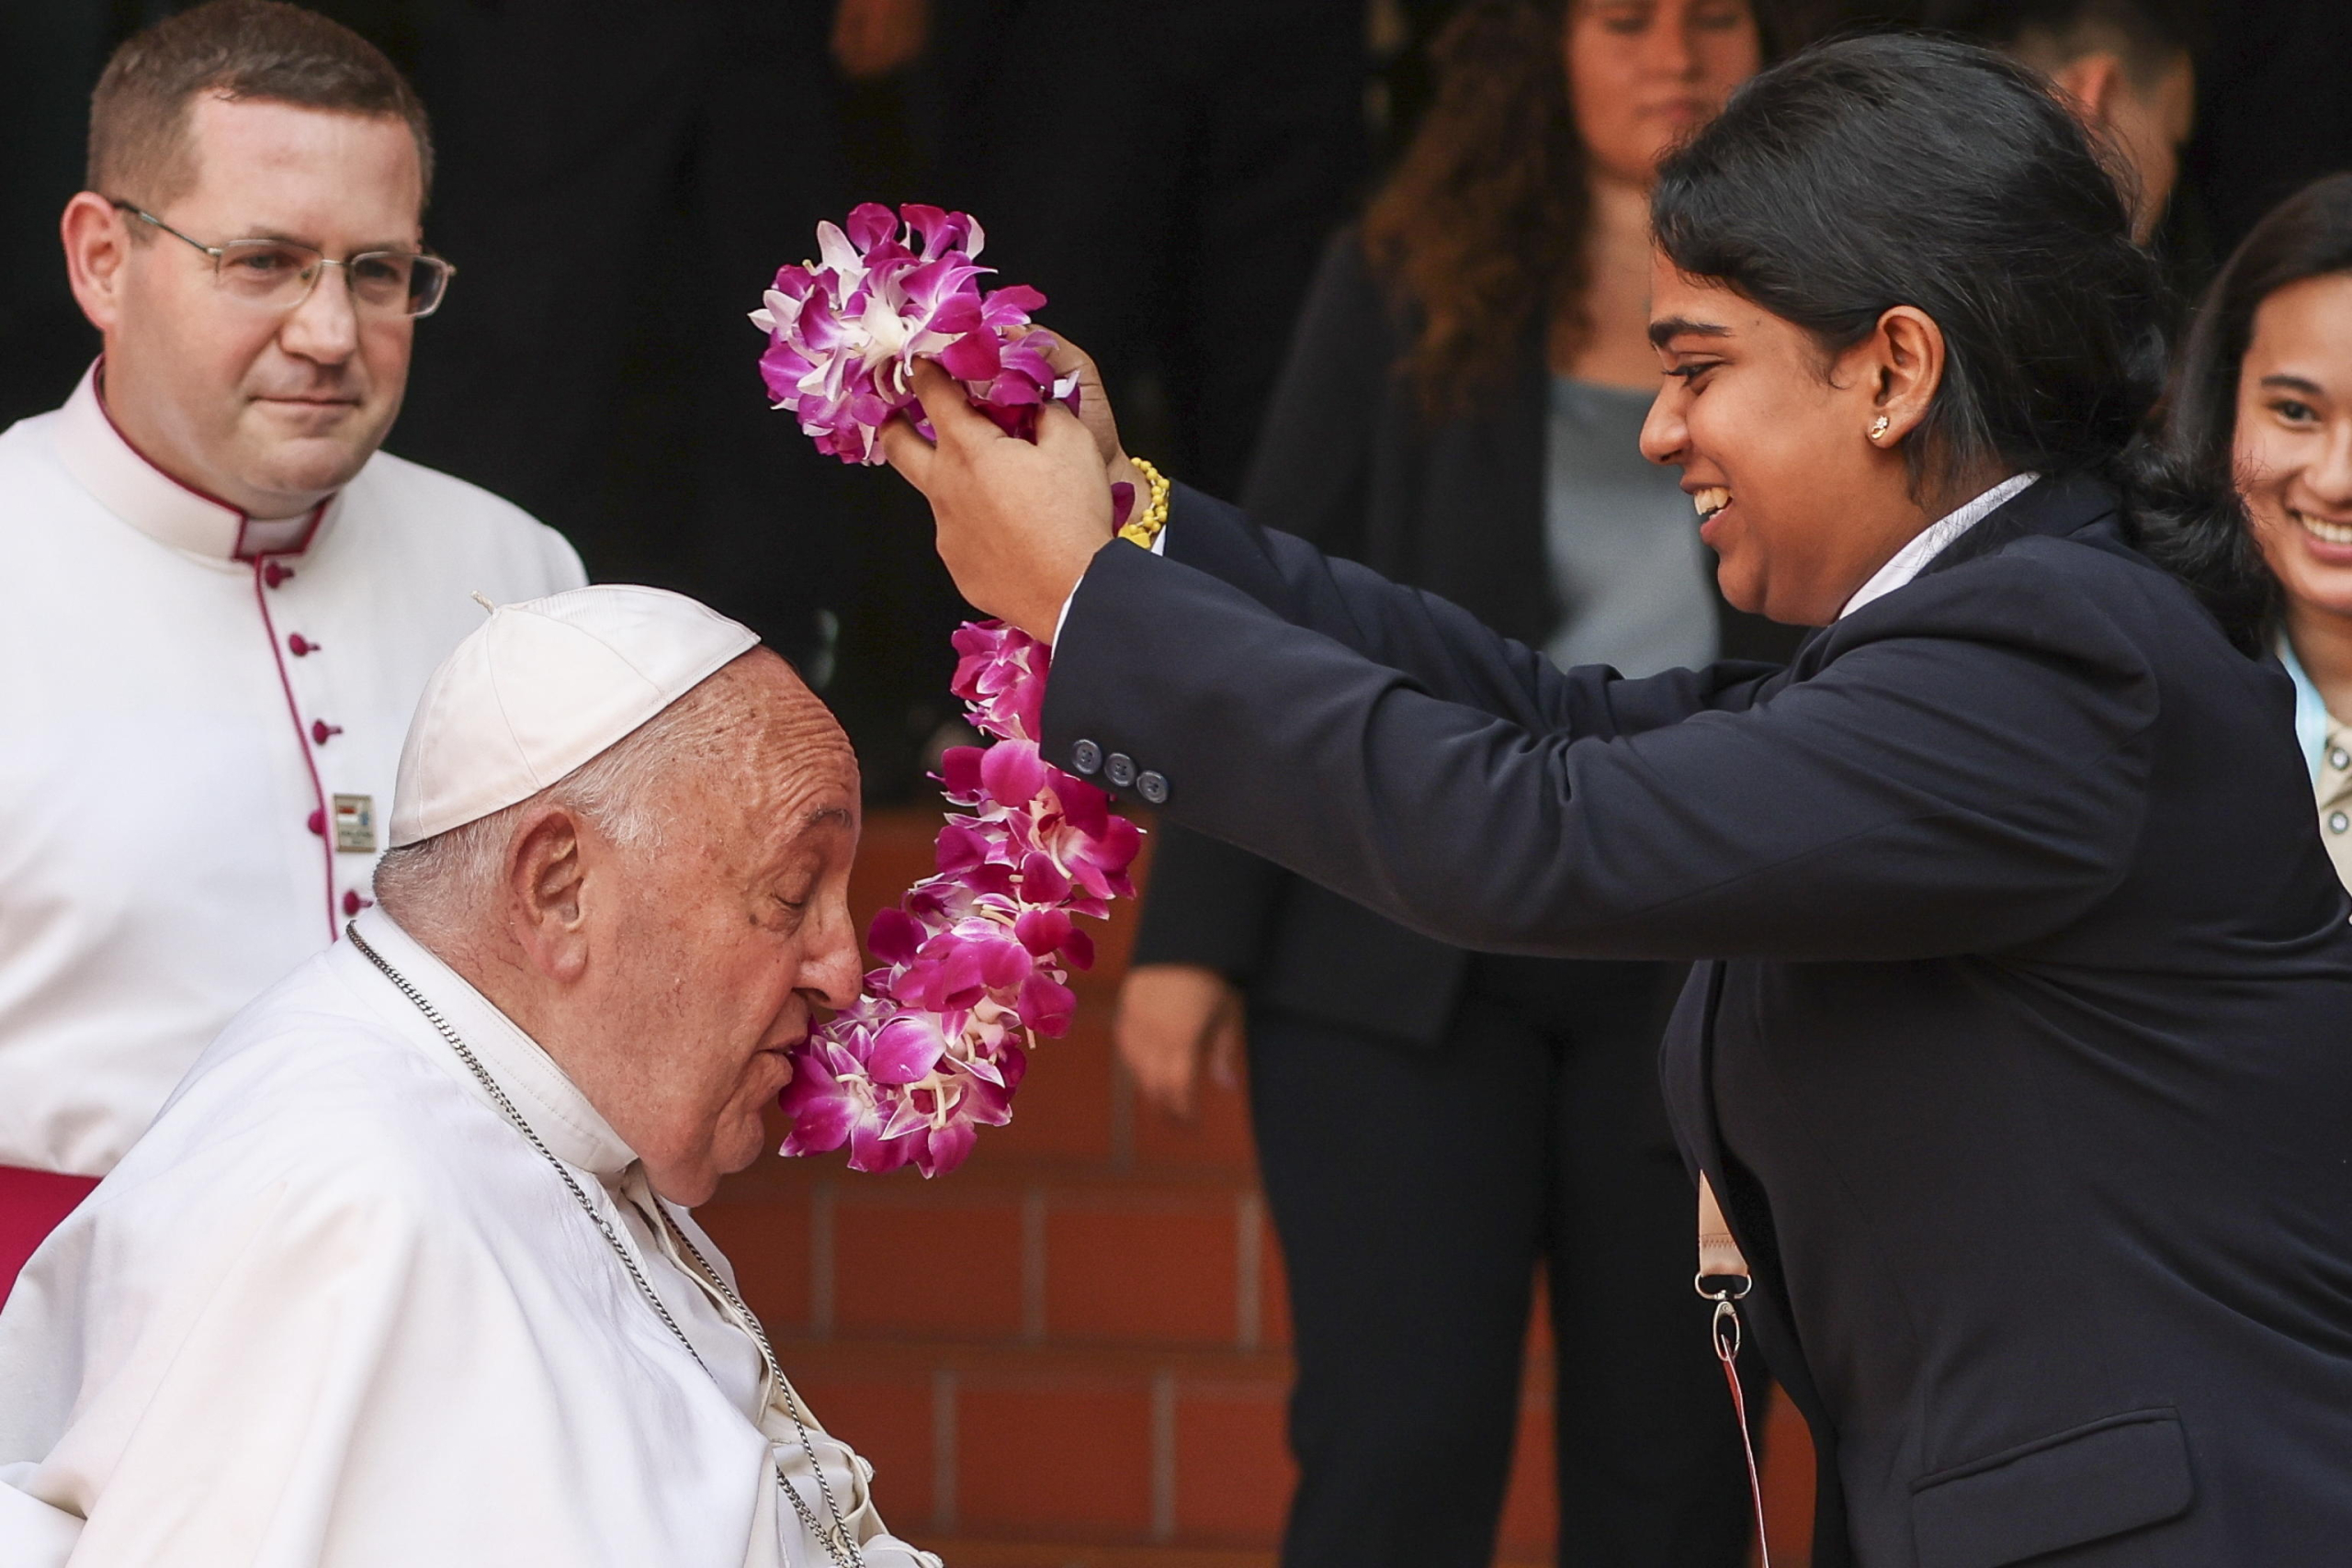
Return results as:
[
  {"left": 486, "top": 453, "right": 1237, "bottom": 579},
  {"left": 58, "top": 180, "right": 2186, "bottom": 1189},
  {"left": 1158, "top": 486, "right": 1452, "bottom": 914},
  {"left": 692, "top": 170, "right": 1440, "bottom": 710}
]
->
[{"left": 1114, "top": 4, "right": 1793, "bottom": 1564}]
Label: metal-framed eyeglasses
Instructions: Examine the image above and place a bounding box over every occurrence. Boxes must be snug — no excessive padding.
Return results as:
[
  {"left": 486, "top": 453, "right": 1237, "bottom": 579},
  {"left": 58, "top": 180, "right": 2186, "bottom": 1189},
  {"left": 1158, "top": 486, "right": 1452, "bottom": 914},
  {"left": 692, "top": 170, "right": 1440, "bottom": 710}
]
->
[{"left": 109, "top": 199, "right": 455, "bottom": 319}]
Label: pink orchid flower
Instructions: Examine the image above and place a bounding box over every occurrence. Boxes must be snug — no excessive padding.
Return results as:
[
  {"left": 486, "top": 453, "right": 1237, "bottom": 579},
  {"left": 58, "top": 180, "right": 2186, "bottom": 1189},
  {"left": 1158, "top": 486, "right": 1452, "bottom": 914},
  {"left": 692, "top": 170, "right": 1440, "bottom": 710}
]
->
[
  {"left": 751, "top": 203, "right": 1079, "bottom": 468},
  {"left": 774, "top": 612, "right": 1141, "bottom": 1178},
  {"left": 761, "top": 208, "right": 1136, "bottom": 1178}
]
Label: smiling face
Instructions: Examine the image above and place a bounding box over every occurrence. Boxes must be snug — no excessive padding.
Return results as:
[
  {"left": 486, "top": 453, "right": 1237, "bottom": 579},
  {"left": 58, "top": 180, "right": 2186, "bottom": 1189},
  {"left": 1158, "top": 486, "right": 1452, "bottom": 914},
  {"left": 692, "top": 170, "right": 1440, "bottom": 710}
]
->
[
  {"left": 63, "top": 95, "right": 423, "bottom": 517},
  {"left": 1566, "top": 0, "right": 1760, "bottom": 188},
  {"left": 2235, "top": 271, "right": 2352, "bottom": 626},
  {"left": 567, "top": 656, "right": 865, "bottom": 1204},
  {"left": 1640, "top": 255, "right": 1962, "bottom": 625}
]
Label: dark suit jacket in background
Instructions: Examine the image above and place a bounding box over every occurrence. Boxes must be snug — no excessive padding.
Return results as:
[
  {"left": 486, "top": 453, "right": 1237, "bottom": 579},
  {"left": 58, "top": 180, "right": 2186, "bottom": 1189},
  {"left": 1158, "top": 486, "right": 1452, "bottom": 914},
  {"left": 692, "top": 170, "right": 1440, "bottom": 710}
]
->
[
  {"left": 1135, "top": 233, "right": 1800, "bottom": 1043},
  {"left": 929, "top": 0, "right": 1366, "bottom": 502},
  {"left": 390, "top": 0, "right": 851, "bottom": 674},
  {"left": 1043, "top": 475, "right": 2352, "bottom": 1566}
]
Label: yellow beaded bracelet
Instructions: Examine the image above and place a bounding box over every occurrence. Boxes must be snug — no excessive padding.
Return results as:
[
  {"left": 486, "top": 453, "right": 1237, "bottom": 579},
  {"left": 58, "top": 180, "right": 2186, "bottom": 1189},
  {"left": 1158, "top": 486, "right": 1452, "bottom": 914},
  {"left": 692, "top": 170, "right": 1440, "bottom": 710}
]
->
[{"left": 1116, "top": 456, "right": 1170, "bottom": 550}]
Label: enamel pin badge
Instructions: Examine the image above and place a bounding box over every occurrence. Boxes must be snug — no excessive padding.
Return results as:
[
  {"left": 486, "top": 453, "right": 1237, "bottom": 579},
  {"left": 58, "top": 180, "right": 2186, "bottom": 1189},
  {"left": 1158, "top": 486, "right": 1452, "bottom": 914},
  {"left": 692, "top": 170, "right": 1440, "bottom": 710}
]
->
[{"left": 332, "top": 794, "right": 377, "bottom": 853}]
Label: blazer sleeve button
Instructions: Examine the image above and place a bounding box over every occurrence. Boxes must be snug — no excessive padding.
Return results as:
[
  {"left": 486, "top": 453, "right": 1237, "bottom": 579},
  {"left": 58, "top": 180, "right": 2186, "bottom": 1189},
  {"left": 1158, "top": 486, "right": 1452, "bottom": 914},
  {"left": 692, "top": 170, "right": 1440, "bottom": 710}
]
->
[
  {"left": 1104, "top": 752, "right": 1137, "bottom": 788},
  {"left": 1136, "top": 770, "right": 1170, "bottom": 806},
  {"left": 1070, "top": 739, "right": 1103, "bottom": 776}
]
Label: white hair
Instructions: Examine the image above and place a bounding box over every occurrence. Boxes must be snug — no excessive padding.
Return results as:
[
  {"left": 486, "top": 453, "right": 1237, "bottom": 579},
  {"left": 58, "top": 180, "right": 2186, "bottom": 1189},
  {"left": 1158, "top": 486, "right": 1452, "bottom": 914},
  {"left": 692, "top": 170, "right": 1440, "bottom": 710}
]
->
[{"left": 371, "top": 670, "right": 744, "bottom": 945}]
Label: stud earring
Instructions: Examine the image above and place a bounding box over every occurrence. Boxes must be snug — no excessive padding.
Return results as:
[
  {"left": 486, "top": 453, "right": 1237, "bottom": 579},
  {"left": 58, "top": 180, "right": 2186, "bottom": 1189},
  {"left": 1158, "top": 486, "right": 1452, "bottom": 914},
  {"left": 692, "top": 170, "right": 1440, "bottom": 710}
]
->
[{"left": 1869, "top": 414, "right": 1892, "bottom": 442}]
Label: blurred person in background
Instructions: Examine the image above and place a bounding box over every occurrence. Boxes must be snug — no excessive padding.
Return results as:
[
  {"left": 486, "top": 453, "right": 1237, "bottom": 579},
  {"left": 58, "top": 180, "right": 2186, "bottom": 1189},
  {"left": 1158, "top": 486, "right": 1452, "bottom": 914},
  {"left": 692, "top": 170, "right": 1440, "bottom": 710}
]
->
[
  {"left": 0, "top": 0, "right": 583, "bottom": 1294},
  {"left": 2169, "top": 173, "right": 2352, "bottom": 892},
  {"left": 929, "top": 0, "right": 1368, "bottom": 503},
  {"left": 388, "top": 0, "right": 857, "bottom": 683},
  {"left": 1920, "top": 0, "right": 2199, "bottom": 244},
  {"left": 1113, "top": 4, "right": 1798, "bottom": 1565},
  {"left": 831, "top": 0, "right": 929, "bottom": 81}
]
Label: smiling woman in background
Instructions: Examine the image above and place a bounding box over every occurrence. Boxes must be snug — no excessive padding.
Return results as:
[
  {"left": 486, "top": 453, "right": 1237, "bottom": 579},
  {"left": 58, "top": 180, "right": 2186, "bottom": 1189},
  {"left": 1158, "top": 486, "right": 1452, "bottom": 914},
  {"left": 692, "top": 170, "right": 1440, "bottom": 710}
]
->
[
  {"left": 1112, "top": 3, "right": 1788, "bottom": 1565},
  {"left": 2170, "top": 173, "right": 2352, "bottom": 891}
]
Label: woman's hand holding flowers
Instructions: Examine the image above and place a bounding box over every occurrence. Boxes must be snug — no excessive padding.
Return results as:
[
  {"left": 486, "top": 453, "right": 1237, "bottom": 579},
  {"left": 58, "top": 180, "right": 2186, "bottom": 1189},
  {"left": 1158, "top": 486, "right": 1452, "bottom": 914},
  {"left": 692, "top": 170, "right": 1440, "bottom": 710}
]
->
[{"left": 881, "top": 357, "right": 1119, "bottom": 643}]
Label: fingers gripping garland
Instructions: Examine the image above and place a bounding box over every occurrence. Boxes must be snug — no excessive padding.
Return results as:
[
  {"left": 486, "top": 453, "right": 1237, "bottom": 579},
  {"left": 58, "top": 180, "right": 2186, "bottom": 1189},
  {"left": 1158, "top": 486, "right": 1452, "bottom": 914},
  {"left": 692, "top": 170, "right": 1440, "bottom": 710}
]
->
[{"left": 754, "top": 206, "right": 1148, "bottom": 1179}]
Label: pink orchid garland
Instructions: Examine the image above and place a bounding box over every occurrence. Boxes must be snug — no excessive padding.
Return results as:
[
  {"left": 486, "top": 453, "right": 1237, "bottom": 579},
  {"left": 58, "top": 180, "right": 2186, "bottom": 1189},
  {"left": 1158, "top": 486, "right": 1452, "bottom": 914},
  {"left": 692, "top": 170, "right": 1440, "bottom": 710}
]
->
[
  {"left": 757, "top": 207, "right": 1143, "bottom": 1177},
  {"left": 750, "top": 200, "right": 1080, "bottom": 465}
]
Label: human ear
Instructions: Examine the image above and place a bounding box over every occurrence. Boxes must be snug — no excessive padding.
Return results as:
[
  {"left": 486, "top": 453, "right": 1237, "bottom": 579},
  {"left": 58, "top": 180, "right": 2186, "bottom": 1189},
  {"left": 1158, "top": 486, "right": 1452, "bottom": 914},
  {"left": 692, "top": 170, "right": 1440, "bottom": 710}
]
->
[
  {"left": 1862, "top": 305, "right": 1946, "bottom": 450},
  {"left": 505, "top": 808, "right": 591, "bottom": 982},
  {"left": 61, "top": 192, "right": 131, "bottom": 335},
  {"left": 2049, "top": 52, "right": 2125, "bottom": 129}
]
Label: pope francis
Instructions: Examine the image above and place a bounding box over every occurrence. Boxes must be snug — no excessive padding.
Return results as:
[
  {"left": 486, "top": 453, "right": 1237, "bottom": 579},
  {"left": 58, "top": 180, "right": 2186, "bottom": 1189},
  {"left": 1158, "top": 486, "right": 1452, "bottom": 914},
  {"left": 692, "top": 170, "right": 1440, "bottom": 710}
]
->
[{"left": 0, "top": 585, "right": 934, "bottom": 1568}]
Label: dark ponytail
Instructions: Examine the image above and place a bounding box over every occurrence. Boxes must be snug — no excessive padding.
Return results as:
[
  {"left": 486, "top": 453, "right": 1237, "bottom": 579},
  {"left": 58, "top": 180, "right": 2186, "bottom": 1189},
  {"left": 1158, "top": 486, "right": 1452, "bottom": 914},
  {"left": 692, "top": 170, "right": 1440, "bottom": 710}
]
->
[{"left": 1651, "top": 34, "right": 2273, "bottom": 653}]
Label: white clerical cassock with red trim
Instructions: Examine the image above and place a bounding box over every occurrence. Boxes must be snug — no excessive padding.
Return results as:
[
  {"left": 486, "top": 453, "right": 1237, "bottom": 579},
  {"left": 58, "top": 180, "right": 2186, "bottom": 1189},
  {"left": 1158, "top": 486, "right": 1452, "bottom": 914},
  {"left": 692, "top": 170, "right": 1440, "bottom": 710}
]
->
[{"left": 0, "top": 364, "right": 584, "bottom": 1281}]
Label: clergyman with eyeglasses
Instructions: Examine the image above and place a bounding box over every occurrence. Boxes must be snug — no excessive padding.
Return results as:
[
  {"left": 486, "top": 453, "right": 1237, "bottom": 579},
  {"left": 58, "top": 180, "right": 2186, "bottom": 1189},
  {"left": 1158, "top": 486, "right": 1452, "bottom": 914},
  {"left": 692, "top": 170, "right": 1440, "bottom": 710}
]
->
[{"left": 0, "top": 0, "right": 585, "bottom": 1292}]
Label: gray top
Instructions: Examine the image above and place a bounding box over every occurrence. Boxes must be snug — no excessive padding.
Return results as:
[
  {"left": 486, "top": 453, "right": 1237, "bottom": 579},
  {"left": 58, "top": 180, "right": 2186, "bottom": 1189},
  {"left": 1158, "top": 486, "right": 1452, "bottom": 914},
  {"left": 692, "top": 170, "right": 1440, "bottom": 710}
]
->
[{"left": 1541, "top": 376, "right": 1720, "bottom": 678}]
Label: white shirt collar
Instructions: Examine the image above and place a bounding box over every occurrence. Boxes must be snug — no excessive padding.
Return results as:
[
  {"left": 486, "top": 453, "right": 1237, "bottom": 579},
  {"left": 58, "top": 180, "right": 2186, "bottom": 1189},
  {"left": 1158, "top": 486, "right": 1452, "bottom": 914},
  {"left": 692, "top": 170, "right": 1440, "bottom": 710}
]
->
[
  {"left": 339, "top": 907, "right": 639, "bottom": 1179},
  {"left": 52, "top": 360, "right": 335, "bottom": 562},
  {"left": 1838, "top": 471, "right": 2041, "bottom": 620},
  {"left": 2278, "top": 633, "right": 2335, "bottom": 785}
]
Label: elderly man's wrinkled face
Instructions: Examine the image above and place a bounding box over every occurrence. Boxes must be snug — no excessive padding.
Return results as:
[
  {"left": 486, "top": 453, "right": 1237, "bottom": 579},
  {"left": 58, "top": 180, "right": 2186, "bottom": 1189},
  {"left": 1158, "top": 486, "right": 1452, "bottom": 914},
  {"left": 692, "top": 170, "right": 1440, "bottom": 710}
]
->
[{"left": 575, "top": 654, "right": 863, "bottom": 1204}]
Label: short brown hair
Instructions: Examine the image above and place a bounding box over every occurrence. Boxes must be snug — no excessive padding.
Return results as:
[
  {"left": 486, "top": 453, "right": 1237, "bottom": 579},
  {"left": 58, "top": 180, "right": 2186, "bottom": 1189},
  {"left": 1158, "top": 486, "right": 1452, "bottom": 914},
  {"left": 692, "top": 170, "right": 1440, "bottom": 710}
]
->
[{"left": 87, "top": 0, "right": 434, "bottom": 209}]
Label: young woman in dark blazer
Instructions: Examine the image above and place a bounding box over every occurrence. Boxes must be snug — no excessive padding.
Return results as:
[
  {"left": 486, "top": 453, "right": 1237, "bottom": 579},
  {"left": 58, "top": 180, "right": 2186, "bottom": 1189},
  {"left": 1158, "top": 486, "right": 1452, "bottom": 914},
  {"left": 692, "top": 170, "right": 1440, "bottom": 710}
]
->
[
  {"left": 882, "top": 34, "right": 2352, "bottom": 1568},
  {"left": 1114, "top": 5, "right": 1795, "bottom": 1565}
]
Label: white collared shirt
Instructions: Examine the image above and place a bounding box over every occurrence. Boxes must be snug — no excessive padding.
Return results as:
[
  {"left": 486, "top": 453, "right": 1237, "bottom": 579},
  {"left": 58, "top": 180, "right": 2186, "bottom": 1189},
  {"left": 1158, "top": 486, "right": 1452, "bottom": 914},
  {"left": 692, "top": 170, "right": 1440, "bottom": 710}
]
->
[
  {"left": 1838, "top": 472, "right": 2040, "bottom": 620},
  {"left": 0, "top": 365, "right": 587, "bottom": 1176},
  {"left": 2277, "top": 636, "right": 2352, "bottom": 893}
]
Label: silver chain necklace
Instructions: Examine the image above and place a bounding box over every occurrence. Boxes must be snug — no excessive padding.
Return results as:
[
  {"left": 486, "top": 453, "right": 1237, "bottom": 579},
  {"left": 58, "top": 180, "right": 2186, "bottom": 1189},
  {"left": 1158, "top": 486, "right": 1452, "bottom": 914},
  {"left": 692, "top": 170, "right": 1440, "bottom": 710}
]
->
[{"left": 346, "top": 924, "right": 865, "bottom": 1568}]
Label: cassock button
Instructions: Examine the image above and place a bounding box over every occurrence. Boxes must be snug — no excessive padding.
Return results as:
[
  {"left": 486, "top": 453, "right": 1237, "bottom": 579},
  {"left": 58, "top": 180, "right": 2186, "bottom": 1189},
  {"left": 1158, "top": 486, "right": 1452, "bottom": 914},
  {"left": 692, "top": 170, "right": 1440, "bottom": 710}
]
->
[
  {"left": 342, "top": 889, "right": 374, "bottom": 918},
  {"left": 263, "top": 561, "right": 296, "bottom": 589},
  {"left": 1136, "top": 770, "right": 1170, "bottom": 806},
  {"left": 1104, "top": 752, "right": 1137, "bottom": 788},
  {"left": 1070, "top": 739, "right": 1103, "bottom": 776},
  {"left": 307, "top": 808, "right": 326, "bottom": 837},
  {"left": 2332, "top": 812, "right": 2349, "bottom": 835},
  {"left": 311, "top": 719, "right": 344, "bottom": 745},
  {"left": 288, "top": 634, "right": 318, "bottom": 656},
  {"left": 2333, "top": 749, "right": 2350, "bottom": 772}
]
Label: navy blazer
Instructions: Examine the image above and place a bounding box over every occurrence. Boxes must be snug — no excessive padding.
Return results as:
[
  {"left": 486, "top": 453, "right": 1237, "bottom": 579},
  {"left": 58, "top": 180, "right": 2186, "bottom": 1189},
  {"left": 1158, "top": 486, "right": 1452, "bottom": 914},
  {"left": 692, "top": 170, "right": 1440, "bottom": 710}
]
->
[
  {"left": 1134, "top": 231, "right": 1801, "bottom": 1043},
  {"left": 1041, "top": 474, "right": 2352, "bottom": 1566}
]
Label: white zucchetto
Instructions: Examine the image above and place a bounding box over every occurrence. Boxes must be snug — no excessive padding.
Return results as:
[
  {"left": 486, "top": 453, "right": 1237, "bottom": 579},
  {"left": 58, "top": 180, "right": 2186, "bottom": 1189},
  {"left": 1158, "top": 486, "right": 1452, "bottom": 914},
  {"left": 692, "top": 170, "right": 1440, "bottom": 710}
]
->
[{"left": 388, "top": 584, "right": 760, "bottom": 848}]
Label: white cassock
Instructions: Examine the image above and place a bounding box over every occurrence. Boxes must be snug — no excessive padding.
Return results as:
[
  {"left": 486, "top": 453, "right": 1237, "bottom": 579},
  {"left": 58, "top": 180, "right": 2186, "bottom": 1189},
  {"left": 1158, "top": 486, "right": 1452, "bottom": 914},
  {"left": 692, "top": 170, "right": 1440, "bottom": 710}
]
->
[
  {"left": 0, "top": 908, "right": 937, "bottom": 1568},
  {"left": 0, "top": 366, "right": 586, "bottom": 1178}
]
